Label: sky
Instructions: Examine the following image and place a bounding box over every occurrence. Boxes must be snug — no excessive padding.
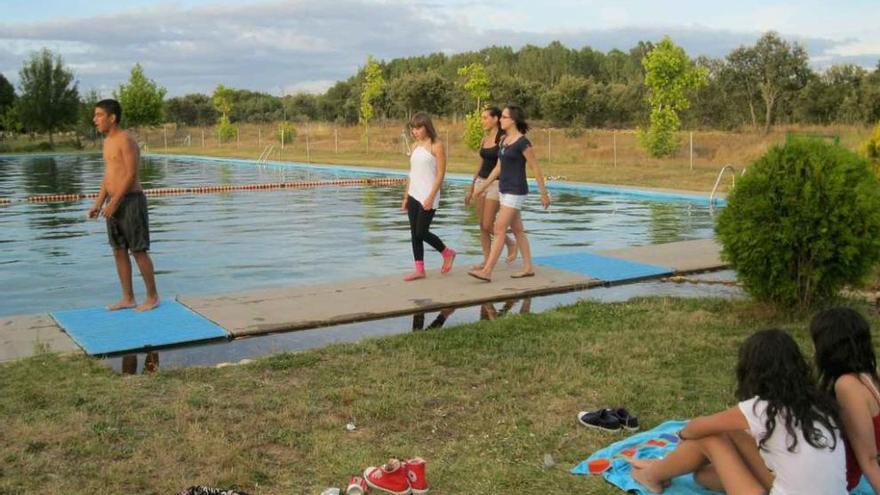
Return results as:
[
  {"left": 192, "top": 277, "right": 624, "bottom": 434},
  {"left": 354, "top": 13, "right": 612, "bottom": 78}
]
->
[{"left": 1, "top": 0, "right": 878, "bottom": 97}]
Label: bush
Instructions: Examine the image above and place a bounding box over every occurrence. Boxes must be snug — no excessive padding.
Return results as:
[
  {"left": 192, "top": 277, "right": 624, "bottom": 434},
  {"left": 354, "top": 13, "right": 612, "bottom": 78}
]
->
[
  {"left": 217, "top": 115, "right": 237, "bottom": 143},
  {"left": 864, "top": 122, "right": 880, "bottom": 168},
  {"left": 638, "top": 107, "right": 680, "bottom": 157},
  {"left": 462, "top": 111, "right": 482, "bottom": 151},
  {"left": 276, "top": 121, "right": 297, "bottom": 143},
  {"left": 716, "top": 137, "right": 880, "bottom": 309}
]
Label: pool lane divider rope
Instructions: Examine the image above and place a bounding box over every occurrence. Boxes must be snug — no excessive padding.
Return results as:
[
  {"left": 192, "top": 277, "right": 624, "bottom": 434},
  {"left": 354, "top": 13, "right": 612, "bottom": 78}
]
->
[{"left": 1, "top": 177, "right": 407, "bottom": 205}]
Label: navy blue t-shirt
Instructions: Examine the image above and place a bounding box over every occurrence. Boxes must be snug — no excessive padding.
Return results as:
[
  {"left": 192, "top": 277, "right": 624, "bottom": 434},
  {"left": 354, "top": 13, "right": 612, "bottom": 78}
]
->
[{"left": 498, "top": 136, "right": 531, "bottom": 195}]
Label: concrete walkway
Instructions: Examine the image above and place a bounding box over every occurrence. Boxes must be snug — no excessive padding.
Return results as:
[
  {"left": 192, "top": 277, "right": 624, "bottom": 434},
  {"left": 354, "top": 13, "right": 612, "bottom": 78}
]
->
[{"left": 0, "top": 238, "right": 726, "bottom": 363}]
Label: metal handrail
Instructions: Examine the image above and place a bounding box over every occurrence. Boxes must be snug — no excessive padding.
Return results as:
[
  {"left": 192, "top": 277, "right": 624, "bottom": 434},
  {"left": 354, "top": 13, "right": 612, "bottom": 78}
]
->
[
  {"left": 257, "top": 144, "right": 275, "bottom": 164},
  {"left": 710, "top": 164, "right": 739, "bottom": 205}
]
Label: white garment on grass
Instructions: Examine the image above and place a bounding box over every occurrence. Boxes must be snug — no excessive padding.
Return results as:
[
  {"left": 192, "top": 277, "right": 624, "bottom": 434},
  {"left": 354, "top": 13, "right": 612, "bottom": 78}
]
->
[
  {"left": 408, "top": 145, "right": 440, "bottom": 210},
  {"left": 738, "top": 396, "right": 847, "bottom": 495}
]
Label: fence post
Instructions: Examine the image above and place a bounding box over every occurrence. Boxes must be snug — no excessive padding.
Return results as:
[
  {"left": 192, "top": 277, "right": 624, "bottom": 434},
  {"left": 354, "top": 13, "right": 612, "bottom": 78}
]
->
[
  {"left": 613, "top": 131, "right": 617, "bottom": 168},
  {"left": 689, "top": 131, "right": 694, "bottom": 171},
  {"left": 334, "top": 127, "right": 338, "bottom": 153},
  {"left": 281, "top": 125, "right": 285, "bottom": 150},
  {"left": 163, "top": 126, "right": 167, "bottom": 151},
  {"left": 258, "top": 128, "right": 262, "bottom": 147},
  {"left": 547, "top": 128, "right": 551, "bottom": 163},
  {"left": 201, "top": 128, "right": 205, "bottom": 148},
  {"left": 306, "top": 133, "right": 311, "bottom": 163},
  {"left": 236, "top": 128, "right": 240, "bottom": 149},
  {"left": 217, "top": 127, "right": 221, "bottom": 146}
]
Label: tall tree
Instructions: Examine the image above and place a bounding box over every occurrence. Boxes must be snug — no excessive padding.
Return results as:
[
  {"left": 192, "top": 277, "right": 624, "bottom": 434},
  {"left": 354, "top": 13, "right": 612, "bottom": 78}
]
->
[
  {"left": 0, "top": 74, "right": 16, "bottom": 132},
  {"left": 15, "top": 48, "right": 79, "bottom": 144},
  {"left": 730, "top": 32, "right": 810, "bottom": 134},
  {"left": 639, "top": 36, "right": 707, "bottom": 157},
  {"left": 359, "top": 55, "right": 385, "bottom": 151},
  {"left": 165, "top": 94, "right": 218, "bottom": 126},
  {"left": 116, "top": 63, "right": 166, "bottom": 128}
]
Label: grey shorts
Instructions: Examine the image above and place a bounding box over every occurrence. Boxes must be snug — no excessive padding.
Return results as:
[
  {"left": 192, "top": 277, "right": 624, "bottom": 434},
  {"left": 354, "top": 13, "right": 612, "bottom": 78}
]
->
[{"left": 106, "top": 192, "right": 150, "bottom": 252}]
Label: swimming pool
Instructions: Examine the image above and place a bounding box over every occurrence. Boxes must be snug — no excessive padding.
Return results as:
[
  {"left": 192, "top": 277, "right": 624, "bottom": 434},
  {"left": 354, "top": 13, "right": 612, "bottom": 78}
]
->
[{"left": 0, "top": 154, "right": 716, "bottom": 317}]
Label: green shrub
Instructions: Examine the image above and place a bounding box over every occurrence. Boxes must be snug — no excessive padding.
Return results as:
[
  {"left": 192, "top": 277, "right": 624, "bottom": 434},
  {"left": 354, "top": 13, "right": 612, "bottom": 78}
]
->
[
  {"left": 864, "top": 122, "right": 880, "bottom": 168},
  {"left": 217, "top": 115, "right": 237, "bottom": 143},
  {"left": 276, "top": 121, "right": 297, "bottom": 143},
  {"left": 462, "top": 111, "right": 483, "bottom": 151},
  {"left": 638, "top": 107, "right": 680, "bottom": 157},
  {"left": 716, "top": 137, "right": 880, "bottom": 309}
]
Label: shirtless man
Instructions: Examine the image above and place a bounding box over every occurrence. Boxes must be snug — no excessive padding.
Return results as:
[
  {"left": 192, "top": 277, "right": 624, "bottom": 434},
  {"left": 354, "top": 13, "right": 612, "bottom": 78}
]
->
[{"left": 88, "top": 99, "right": 160, "bottom": 312}]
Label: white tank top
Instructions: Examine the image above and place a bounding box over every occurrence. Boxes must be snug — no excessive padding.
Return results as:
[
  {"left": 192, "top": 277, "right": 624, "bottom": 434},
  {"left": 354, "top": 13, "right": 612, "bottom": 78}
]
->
[{"left": 408, "top": 145, "right": 440, "bottom": 209}]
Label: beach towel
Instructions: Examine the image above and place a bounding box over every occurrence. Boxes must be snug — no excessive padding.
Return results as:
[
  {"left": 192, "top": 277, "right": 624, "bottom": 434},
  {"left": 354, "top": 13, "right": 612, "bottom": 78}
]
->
[{"left": 572, "top": 420, "right": 876, "bottom": 495}]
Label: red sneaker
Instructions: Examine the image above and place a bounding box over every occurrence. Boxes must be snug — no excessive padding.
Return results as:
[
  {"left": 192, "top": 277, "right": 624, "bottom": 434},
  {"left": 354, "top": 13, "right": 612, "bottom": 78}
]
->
[
  {"left": 364, "top": 459, "right": 411, "bottom": 495},
  {"left": 346, "top": 475, "right": 369, "bottom": 495},
  {"left": 405, "top": 458, "right": 429, "bottom": 494}
]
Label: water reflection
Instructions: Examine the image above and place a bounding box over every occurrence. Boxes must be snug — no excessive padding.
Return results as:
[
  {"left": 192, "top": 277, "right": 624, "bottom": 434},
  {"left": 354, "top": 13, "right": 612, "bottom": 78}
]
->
[
  {"left": 120, "top": 351, "right": 160, "bottom": 375},
  {"left": 411, "top": 298, "right": 532, "bottom": 331},
  {"left": 22, "top": 157, "right": 85, "bottom": 195}
]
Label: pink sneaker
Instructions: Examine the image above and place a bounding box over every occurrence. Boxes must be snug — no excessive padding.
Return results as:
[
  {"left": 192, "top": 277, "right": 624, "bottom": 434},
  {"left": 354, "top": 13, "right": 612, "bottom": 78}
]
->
[
  {"left": 405, "top": 458, "right": 429, "bottom": 494},
  {"left": 440, "top": 248, "right": 456, "bottom": 274},
  {"left": 364, "top": 459, "right": 411, "bottom": 495},
  {"left": 404, "top": 261, "right": 426, "bottom": 282}
]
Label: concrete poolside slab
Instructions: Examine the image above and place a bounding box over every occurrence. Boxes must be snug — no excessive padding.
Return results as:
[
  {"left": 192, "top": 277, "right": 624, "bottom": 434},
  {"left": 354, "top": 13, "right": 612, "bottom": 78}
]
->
[
  {"left": 180, "top": 263, "right": 599, "bottom": 337},
  {"left": 596, "top": 238, "right": 726, "bottom": 274},
  {"left": 0, "top": 314, "right": 82, "bottom": 363}
]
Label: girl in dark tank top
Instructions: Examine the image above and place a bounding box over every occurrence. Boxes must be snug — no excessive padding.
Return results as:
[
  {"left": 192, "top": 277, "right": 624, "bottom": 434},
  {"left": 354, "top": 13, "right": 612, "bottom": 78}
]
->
[{"left": 465, "top": 107, "right": 516, "bottom": 269}]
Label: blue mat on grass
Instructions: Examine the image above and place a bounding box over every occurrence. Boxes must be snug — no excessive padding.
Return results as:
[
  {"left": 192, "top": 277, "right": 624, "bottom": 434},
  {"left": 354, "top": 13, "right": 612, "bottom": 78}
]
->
[
  {"left": 572, "top": 420, "right": 875, "bottom": 495},
  {"left": 535, "top": 252, "right": 672, "bottom": 282},
  {"left": 51, "top": 300, "right": 228, "bottom": 355}
]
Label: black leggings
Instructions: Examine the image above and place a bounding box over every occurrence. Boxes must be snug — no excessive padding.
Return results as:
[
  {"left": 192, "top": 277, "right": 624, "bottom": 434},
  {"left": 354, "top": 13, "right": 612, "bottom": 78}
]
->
[{"left": 407, "top": 195, "right": 446, "bottom": 261}]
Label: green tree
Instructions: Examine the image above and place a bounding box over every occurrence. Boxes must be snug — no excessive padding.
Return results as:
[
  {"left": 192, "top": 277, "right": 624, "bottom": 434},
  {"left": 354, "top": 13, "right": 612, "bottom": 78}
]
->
[
  {"left": 541, "top": 75, "right": 606, "bottom": 126},
  {"left": 212, "top": 84, "right": 237, "bottom": 142},
  {"left": 76, "top": 89, "right": 101, "bottom": 146},
  {"left": 0, "top": 74, "right": 16, "bottom": 132},
  {"left": 359, "top": 55, "right": 385, "bottom": 151},
  {"left": 459, "top": 63, "right": 491, "bottom": 150},
  {"left": 15, "top": 48, "right": 79, "bottom": 144},
  {"left": 116, "top": 63, "right": 165, "bottom": 128},
  {"left": 639, "top": 36, "right": 707, "bottom": 157},
  {"left": 458, "top": 63, "right": 491, "bottom": 111},
  {"left": 388, "top": 71, "right": 452, "bottom": 117},
  {"left": 165, "top": 94, "right": 218, "bottom": 126},
  {"left": 729, "top": 32, "right": 810, "bottom": 134}
]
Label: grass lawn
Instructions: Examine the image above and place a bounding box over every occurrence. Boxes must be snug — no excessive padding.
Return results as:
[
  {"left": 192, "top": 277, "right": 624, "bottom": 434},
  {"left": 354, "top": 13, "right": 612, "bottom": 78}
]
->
[{"left": 2, "top": 296, "right": 875, "bottom": 494}]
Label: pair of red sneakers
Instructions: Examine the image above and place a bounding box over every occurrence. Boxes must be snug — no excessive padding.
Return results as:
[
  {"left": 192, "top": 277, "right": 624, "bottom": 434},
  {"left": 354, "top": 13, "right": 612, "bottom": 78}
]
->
[{"left": 363, "top": 457, "right": 429, "bottom": 495}]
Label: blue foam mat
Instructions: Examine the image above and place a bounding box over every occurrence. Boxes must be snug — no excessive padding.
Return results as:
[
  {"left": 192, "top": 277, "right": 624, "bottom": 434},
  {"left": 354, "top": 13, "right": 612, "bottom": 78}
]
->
[
  {"left": 51, "top": 300, "right": 229, "bottom": 355},
  {"left": 535, "top": 251, "right": 673, "bottom": 282}
]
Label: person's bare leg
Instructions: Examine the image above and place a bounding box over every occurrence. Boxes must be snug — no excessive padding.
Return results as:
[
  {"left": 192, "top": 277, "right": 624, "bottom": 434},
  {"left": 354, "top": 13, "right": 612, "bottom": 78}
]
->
[
  {"left": 509, "top": 212, "right": 533, "bottom": 276},
  {"left": 132, "top": 251, "right": 160, "bottom": 312},
  {"left": 474, "top": 194, "right": 490, "bottom": 269},
  {"left": 729, "top": 430, "right": 774, "bottom": 490},
  {"left": 108, "top": 248, "right": 137, "bottom": 310},
  {"left": 469, "top": 206, "right": 517, "bottom": 280},
  {"left": 632, "top": 435, "right": 767, "bottom": 495},
  {"left": 630, "top": 440, "right": 709, "bottom": 493}
]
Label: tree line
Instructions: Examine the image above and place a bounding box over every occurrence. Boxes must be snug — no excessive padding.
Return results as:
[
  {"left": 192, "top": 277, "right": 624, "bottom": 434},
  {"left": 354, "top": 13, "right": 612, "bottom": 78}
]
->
[{"left": 2, "top": 32, "right": 879, "bottom": 145}]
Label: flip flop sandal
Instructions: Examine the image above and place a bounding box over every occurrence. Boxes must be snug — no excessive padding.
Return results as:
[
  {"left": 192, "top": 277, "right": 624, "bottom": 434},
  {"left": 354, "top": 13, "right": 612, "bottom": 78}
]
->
[
  {"left": 510, "top": 271, "right": 535, "bottom": 279},
  {"left": 468, "top": 270, "right": 491, "bottom": 282}
]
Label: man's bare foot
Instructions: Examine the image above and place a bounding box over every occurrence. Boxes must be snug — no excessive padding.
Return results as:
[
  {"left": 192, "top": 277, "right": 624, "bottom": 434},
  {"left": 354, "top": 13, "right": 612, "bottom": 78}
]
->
[
  {"left": 107, "top": 299, "right": 137, "bottom": 311},
  {"left": 135, "top": 297, "right": 160, "bottom": 312},
  {"left": 505, "top": 238, "right": 518, "bottom": 264},
  {"left": 629, "top": 459, "right": 665, "bottom": 493}
]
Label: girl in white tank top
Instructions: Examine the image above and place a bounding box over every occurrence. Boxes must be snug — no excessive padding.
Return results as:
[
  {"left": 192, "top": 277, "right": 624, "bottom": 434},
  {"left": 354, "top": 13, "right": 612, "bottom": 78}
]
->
[{"left": 400, "top": 113, "right": 456, "bottom": 281}]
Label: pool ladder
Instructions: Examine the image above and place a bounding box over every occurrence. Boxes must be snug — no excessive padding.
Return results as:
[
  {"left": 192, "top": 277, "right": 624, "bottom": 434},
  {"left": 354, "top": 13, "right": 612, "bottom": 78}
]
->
[
  {"left": 710, "top": 164, "right": 746, "bottom": 205},
  {"left": 257, "top": 144, "right": 275, "bottom": 164}
]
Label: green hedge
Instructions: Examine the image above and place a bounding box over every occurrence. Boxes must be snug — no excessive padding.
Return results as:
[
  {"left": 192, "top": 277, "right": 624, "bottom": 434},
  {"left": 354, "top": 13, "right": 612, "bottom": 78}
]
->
[{"left": 716, "top": 137, "right": 880, "bottom": 308}]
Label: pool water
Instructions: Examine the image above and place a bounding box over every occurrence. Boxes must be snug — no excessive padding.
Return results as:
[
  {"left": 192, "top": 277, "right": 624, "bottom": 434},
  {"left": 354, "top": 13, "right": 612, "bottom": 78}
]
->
[{"left": 0, "top": 154, "right": 716, "bottom": 317}]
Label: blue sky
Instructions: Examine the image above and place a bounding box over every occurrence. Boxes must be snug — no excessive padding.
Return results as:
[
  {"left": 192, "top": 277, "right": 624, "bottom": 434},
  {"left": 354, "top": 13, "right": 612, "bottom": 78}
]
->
[{"left": 1, "top": 0, "right": 878, "bottom": 96}]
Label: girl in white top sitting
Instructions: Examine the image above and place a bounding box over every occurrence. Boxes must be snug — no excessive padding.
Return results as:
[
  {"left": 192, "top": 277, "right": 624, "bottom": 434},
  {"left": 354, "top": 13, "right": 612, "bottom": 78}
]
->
[
  {"left": 631, "top": 329, "right": 846, "bottom": 495},
  {"left": 401, "top": 112, "right": 456, "bottom": 281}
]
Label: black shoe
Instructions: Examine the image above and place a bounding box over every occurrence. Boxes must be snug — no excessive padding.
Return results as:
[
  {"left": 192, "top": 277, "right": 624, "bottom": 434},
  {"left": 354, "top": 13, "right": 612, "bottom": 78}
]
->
[
  {"left": 577, "top": 408, "right": 621, "bottom": 432},
  {"left": 611, "top": 408, "right": 640, "bottom": 431}
]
